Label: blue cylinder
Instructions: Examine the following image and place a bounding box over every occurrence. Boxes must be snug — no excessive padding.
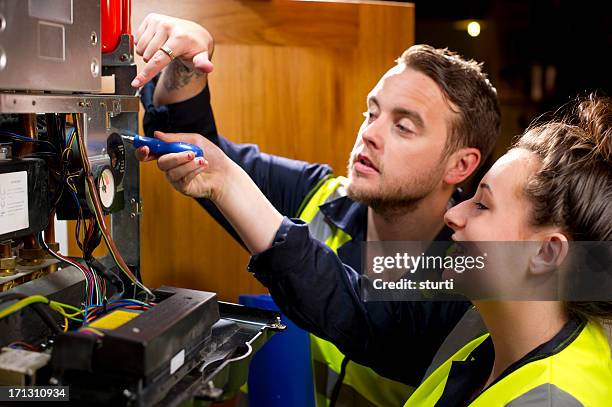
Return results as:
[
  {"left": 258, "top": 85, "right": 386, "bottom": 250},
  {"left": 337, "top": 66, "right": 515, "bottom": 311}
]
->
[{"left": 239, "top": 294, "right": 315, "bottom": 407}]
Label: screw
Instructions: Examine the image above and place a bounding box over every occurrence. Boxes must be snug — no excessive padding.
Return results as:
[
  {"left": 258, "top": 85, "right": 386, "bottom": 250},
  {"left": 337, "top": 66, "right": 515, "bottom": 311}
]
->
[
  {"left": 90, "top": 31, "right": 98, "bottom": 46},
  {"left": 0, "top": 145, "right": 11, "bottom": 160},
  {"left": 270, "top": 316, "right": 286, "bottom": 330},
  {"left": 0, "top": 48, "right": 6, "bottom": 71},
  {"left": 91, "top": 58, "right": 99, "bottom": 78}
]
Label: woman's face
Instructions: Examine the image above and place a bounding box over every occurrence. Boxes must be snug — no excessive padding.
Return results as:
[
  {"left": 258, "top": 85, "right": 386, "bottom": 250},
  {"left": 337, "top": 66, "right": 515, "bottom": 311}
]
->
[
  {"left": 443, "top": 148, "right": 557, "bottom": 299},
  {"left": 445, "top": 148, "right": 543, "bottom": 242}
]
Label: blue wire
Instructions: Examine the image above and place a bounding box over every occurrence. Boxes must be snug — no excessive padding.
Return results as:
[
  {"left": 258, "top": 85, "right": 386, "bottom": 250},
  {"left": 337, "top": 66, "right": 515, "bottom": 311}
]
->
[{"left": 0, "top": 130, "right": 58, "bottom": 152}]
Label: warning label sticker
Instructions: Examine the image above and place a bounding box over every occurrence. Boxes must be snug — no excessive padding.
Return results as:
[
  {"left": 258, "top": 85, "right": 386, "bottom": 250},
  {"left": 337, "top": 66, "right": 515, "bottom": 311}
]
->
[{"left": 0, "top": 171, "right": 29, "bottom": 235}]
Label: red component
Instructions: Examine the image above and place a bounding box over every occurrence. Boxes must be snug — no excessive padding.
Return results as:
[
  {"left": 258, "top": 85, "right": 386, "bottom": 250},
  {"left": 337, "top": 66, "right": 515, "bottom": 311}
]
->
[
  {"left": 101, "top": 0, "right": 123, "bottom": 53},
  {"left": 122, "top": 0, "right": 132, "bottom": 35}
]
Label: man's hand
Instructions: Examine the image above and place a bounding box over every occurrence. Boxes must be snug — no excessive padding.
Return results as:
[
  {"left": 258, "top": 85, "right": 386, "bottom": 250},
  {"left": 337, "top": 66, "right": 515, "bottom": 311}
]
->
[
  {"left": 136, "top": 131, "right": 229, "bottom": 201},
  {"left": 132, "top": 14, "right": 214, "bottom": 88}
]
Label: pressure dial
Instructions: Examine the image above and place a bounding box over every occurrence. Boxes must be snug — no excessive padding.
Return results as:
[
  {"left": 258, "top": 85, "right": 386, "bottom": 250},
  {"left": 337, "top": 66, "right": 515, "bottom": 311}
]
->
[{"left": 98, "top": 167, "right": 116, "bottom": 210}]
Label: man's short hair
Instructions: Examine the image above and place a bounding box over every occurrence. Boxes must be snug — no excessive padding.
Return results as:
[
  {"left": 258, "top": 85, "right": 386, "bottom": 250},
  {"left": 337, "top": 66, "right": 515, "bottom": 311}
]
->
[{"left": 398, "top": 45, "right": 501, "bottom": 161}]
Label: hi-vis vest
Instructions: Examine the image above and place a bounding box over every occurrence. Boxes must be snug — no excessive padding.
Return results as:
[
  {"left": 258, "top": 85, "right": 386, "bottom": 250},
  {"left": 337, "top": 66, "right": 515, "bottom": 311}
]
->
[
  {"left": 405, "top": 308, "right": 612, "bottom": 406},
  {"left": 298, "top": 176, "right": 414, "bottom": 407}
]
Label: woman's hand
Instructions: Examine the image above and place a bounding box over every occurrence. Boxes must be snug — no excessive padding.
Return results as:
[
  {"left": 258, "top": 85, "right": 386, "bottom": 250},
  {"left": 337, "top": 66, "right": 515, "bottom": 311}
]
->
[
  {"left": 132, "top": 13, "right": 214, "bottom": 88},
  {"left": 135, "top": 131, "right": 230, "bottom": 201},
  {"left": 135, "top": 131, "right": 284, "bottom": 254}
]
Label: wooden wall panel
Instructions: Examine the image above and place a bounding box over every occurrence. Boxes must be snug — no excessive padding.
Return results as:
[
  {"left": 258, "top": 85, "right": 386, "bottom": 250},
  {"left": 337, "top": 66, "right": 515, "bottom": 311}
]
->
[{"left": 131, "top": 0, "right": 414, "bottom": 301}]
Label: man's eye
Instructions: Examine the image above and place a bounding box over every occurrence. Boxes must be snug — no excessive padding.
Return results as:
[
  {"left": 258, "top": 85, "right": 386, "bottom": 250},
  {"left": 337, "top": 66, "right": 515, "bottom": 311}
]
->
[
  {"left": 396, "top": 123, "right": 412, "bottom": 133},
  {"left": 396, "top": 121, "right": 415, "bottom": 135},
  {"left": 474, "top": 202, "right": 488, "bottom": 210}
]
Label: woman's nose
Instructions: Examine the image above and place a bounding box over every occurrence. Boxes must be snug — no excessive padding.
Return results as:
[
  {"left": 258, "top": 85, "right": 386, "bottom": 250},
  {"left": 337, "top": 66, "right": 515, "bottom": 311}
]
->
[{"left": 444, "top": 201, "right": 467, "bottom": 231}]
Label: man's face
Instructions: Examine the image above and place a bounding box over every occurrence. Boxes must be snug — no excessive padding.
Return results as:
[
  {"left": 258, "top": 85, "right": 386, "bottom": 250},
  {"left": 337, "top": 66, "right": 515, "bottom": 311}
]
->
[{"left": 346, "top": 65, "right": 455, "bottom": 212}]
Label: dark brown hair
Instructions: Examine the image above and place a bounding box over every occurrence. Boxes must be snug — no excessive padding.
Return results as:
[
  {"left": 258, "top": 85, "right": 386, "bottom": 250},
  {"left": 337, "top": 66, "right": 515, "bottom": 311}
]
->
[
  {"left": 515, "top": 94, "right": 612, "bottom": 321},
  {"left": 398, "top": 45, "right": 501, "bottom": 161}
]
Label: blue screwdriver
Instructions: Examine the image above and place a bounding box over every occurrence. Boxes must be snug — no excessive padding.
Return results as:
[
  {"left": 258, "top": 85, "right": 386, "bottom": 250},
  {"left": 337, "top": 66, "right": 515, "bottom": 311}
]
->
[{"left": 120, "top": 129, "right": 204, "bottom": 157}]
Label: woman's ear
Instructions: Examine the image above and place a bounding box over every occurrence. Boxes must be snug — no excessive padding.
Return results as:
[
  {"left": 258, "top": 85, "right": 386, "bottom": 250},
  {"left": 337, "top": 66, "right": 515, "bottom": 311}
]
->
[{"left": 528, "top": 233, "right": 569, "bottom": 275}]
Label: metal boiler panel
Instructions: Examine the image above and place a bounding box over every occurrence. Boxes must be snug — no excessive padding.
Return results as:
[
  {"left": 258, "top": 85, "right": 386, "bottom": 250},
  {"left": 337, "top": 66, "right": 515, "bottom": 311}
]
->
[{"left": 0, "top": 0, "right": 101, "bottom": 92}]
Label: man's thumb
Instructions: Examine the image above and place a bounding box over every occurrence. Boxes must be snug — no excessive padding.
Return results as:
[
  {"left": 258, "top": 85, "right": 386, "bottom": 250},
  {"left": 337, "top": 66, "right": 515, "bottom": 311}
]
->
[{"left": 192, "top": 51, "right": 214, "bottom": 73}]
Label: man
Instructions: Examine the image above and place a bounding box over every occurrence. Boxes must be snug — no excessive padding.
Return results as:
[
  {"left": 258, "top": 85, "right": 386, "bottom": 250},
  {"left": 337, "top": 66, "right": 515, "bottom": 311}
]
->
[{"left": 132, "top": 13, "right": 501, "bottom": 406}]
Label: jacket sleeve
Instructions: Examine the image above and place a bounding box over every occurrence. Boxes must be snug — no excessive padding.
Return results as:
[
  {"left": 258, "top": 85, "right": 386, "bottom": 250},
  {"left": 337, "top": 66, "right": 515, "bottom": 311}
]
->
[
  {"left": 248, "top": 217, "right": 471, "bottom": 387},
  {"left": 141, "top": 78, "right": 333, "bottom": 245}
]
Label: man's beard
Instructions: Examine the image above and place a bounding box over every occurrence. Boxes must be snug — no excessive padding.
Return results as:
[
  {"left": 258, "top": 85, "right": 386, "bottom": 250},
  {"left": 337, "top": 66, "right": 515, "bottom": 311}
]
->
[{"left": 346, "top": 157, "right": 444, "bottom": 217}]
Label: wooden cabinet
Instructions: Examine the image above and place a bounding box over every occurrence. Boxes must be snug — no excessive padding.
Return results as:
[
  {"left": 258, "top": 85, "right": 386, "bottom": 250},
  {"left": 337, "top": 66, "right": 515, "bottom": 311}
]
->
[{"left": 132, "top": 0, "right": 414, "bottom": 300}]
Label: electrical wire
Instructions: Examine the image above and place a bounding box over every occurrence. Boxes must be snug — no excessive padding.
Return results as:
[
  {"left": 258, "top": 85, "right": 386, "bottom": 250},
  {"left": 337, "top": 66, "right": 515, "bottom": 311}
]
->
[
  {"left": 83, "top": 299, "right": 152, "bottom": 324},
  {"left": 37, "top": 232, "right": 102, "bottom": 309},
  {"left": 0, "top": 293, "right": 62, "bottom": 334},
  {"left": 72, "top": 113, "right": 155, "bottom": 300},
  {"left": 0, "top": 295, "right": 82, "bottom": 321},
  {"left": 79, "top": 327, "right": 104, "bottom": 337},
  {"left": 7, "top": 341, "right": 39, "bottom": 352},
  {"left": 0, "top": 129, "right": 58, "bottom": 153}
]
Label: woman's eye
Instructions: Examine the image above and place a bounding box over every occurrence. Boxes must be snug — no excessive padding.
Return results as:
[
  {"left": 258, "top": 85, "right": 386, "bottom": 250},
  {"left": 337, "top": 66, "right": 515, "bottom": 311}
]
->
[
  {"left": 474, "top": 202, "right": 488, "bottom": 210},
  {"left": 362, "top": 111, "right": 376, "bottom": 123}
]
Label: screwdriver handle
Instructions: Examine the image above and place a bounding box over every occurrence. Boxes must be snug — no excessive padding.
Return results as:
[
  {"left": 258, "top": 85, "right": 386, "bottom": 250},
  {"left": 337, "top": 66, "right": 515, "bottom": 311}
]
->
[{"left": 122, "top": 130, "right": 203, "bottom": 157}]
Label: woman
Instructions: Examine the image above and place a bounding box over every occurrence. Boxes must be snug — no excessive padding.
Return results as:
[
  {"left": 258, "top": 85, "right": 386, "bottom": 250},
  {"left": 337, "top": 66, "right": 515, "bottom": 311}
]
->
[
  {"left": 144, "top": 95, "right": 611, "bottom": 405},
  {"left": 405, "top": 95, "right": 612, "bottom": 406}
]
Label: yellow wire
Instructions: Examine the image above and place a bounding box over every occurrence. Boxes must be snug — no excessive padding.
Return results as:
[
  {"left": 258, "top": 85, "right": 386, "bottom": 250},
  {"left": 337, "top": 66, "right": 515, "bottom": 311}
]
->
[
  {"left": 63, "top": 316, "right": 69, "bottom": 333},
  {"left": 63, "top": 309, "right": 85, "bottom": 318},
  {"left": 51, "top": 301, "right": 82, "bottom": 314},
  {"left": 50, "top": 304, "right": 83, "bottom": 321},
  {"left": 0, "top": 295, "right": 49, "bottom": 319},
  {"left": 0, "top": 295, "right": 83, "bottom": 321}
]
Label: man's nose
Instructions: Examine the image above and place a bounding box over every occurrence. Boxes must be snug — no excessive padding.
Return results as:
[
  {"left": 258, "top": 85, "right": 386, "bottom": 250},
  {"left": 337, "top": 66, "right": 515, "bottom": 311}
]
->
[
  {"left": 360, "top": 118, "right": 384, "bottom": 150},
  {"left": 444, "top": 201, "right": 468, "bottom": 231}
]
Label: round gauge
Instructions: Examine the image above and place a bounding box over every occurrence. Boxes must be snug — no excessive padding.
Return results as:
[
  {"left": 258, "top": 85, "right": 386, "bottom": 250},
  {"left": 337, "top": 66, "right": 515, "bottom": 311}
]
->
[{"left": 98, "top": 167, "right": 116, "bottom": 210}]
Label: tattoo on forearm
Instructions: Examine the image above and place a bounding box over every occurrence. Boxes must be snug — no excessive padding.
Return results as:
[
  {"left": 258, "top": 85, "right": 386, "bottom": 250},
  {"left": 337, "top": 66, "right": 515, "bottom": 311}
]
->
[{"left": 163, "top": 60, "right": 204, "bottom": 91}]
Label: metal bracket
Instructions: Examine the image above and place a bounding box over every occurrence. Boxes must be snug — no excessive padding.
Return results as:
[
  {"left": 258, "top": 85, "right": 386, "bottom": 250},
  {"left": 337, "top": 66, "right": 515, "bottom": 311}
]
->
[{"left": 102, "top": 34, "right": 134, "bottom": 66}]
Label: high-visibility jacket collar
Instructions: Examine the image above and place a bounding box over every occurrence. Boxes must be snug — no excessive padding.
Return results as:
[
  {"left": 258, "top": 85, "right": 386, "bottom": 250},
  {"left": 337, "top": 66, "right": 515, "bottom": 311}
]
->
[
  {"left": 406, "top": 311, "right": 612, "bottom": 406},
  {"left": 318, "top": 195, "right": 367, "bottom": 241}
]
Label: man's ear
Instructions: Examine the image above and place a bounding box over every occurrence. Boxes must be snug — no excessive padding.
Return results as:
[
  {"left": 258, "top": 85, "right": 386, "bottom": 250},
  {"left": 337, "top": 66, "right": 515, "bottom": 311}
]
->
[
  {"left": 529, "top": 234, "right": 569, "bottom": 275},
  {"left": 444, "top": 147, "right": 481, "bottom": 185}
]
